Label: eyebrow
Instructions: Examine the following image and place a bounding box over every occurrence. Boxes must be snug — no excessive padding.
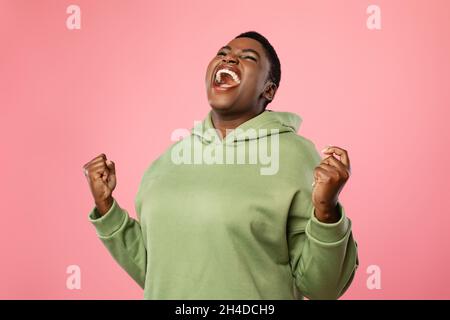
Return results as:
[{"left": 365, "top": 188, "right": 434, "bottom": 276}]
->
[{"left": 219, "top": 45, "right": 261, "bottom": 59}]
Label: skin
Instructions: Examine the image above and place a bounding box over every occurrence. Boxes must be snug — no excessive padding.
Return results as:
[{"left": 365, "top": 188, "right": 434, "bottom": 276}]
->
[
  {"left": 205, "top": 37, "right": 277, "bottom": 139},
  {"left": 82, "top": 154, "right": 115, "bottom": 215},
  {"left": 82, "top": 37, "right": 352, "bottom": 223},
  {"left": 313, "top": 146, "right": 351, "bottom": 223}
]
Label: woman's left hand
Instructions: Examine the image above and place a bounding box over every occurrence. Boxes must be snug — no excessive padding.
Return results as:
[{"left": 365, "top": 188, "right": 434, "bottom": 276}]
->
[{"left": 312, "top": 146, "right": 351, "bottom": 223}]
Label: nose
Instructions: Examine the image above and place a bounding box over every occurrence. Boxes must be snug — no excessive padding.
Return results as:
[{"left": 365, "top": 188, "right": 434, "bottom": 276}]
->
[{"left": 222, "top": 52, "right": 238, "bottom": 64}]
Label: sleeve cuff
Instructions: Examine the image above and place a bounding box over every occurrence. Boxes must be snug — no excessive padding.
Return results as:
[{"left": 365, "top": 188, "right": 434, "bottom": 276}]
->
[
  {"left": 306, "top": 202, "right": 351, "bottom": 244},
  {"left": 88, "top": 198, "right": 127, "bottom": 237}
]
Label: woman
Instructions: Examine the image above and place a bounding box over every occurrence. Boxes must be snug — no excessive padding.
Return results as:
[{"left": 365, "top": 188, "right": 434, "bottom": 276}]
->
[{"left": 82, "top": 31, "right": 359, "bottom": 300}]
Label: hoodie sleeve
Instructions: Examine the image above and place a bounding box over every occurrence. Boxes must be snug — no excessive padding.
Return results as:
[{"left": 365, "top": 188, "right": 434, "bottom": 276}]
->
[
  {"left": 88, "top": 197, "right": 147, "bottom": 289},
  {"left": 287, "top": 139, "right": 359, "bottom": 300}
]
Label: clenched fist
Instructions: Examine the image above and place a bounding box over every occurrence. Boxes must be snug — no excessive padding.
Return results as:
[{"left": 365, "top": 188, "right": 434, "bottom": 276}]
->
[
  {"left": 312, "top": 146, "right": 351, "bottom": 223},
  {"left": 82, "top": 153, "right": 116, "bottom": 216}
]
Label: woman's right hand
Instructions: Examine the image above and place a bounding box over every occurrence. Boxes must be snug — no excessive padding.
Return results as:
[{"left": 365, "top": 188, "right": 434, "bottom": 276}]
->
[{"left": 82, "top": 153, "right": 117, "bottom": 216}]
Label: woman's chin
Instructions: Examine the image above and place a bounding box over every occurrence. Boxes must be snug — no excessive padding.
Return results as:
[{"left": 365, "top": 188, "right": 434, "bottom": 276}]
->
[
  {"left": 208, "top": 98, "right": 237, "bottom": 112},
  {"left": 207, "top": 86, "right": 240, "bottom": 110}
]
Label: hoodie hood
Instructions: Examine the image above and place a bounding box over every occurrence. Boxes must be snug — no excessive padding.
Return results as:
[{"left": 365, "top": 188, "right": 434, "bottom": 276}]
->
[{"left": 191, "top": 109, "right": 302, "bottom": 145}]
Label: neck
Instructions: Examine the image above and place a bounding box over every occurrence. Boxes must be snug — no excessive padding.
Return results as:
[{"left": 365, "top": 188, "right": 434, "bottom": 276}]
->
[{"left": 210, "top": 107, "right": 265, "bottom": 138}]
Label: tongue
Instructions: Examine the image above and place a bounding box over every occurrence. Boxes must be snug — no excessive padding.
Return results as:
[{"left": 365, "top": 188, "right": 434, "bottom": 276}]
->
[{"left": 220, "top": 73, "right": 237, "bottom": 85}]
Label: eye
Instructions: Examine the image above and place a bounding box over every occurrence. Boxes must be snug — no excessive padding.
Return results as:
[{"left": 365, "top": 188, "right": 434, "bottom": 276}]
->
[
  {"left": 241, "top": 55, "right": 257, "bottom": 62},
  {"left": 217, "top": 51, "right": 226, "bottom": 56}
]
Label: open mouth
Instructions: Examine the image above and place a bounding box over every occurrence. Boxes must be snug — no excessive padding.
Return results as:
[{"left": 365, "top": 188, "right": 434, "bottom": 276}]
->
[{"left": 213, "top": 66, "right": 241, "bottom": 90}]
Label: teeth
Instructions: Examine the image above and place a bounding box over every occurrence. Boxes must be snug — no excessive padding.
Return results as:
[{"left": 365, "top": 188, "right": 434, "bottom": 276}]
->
[{"left": 215, "top": 69, "right": 241, "bottom": 84}]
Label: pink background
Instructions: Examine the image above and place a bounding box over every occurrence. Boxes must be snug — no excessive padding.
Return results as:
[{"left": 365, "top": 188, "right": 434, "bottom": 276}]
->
[{"left": 1, "top": 0, "right": 449, "bottom": 299}]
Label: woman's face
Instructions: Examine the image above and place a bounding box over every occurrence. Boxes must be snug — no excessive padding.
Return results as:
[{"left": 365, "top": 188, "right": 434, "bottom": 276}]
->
[{"left": 205, "top": 37, "right": 274, "bottom": 115}]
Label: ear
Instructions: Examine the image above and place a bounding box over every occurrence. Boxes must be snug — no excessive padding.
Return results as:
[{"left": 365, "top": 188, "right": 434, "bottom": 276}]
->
[{"left": 262, "top": 81, "right": 277, "bottom": 102}]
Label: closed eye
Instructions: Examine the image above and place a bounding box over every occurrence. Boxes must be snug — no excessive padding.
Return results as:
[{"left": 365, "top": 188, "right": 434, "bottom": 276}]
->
[
  {"left": 216, "top": 51, "right": 257, "bottom": 62},
  {"left": 241, "top": 55, "right": 257, "bottom": 62}
]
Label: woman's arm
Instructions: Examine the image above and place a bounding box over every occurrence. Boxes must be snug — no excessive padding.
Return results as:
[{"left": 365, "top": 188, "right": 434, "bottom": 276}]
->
[
  {"left": 287, "top": 197, "right": 359, "bottom": 299},
  {"left": 287, "top": 138, "right": 359, "bottom": 299},
  {"left": 88, "top": 197, "right": 147, "bottom": 289}
]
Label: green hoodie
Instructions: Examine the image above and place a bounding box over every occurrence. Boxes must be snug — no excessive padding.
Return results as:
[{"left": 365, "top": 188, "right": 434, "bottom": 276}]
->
[{"left": 88, "top": 110, "right": 359, "bottom": 300}]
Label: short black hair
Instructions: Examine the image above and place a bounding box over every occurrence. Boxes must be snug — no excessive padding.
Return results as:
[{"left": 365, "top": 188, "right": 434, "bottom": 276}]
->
[{"left": 234, "top": 31, "right": 281, "bottom": 108}]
